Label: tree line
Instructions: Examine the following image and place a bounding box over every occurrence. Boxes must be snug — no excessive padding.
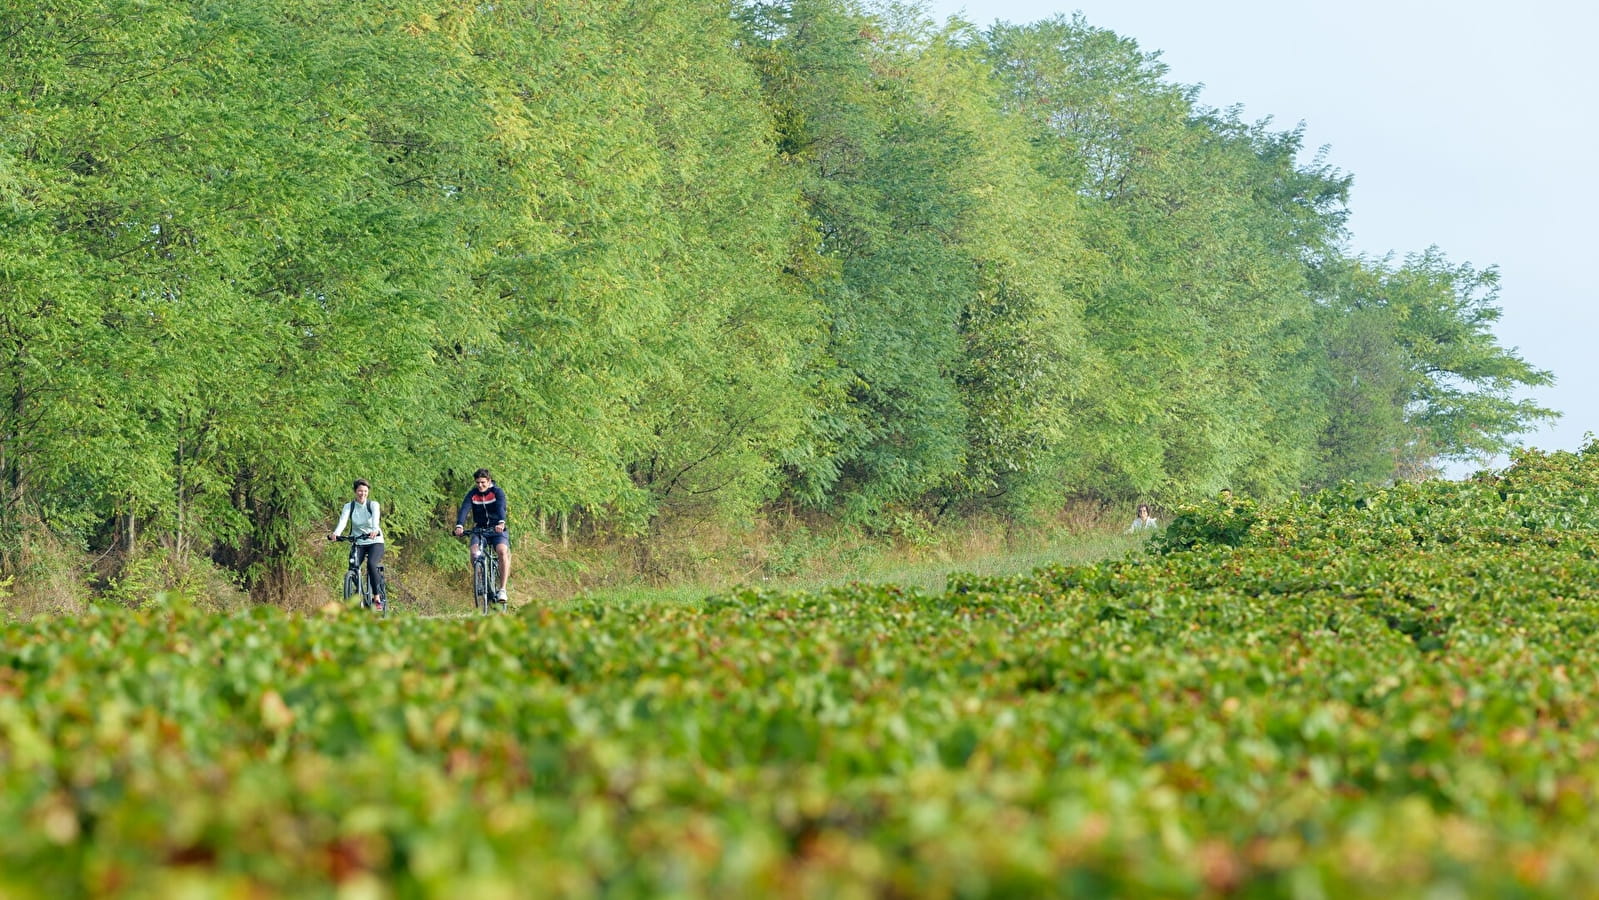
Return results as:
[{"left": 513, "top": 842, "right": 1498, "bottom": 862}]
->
[{"left": 0, "top": 0, "right": 1555, "bottom": 595}]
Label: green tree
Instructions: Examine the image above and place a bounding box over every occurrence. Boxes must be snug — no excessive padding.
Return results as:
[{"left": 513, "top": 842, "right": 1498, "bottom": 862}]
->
[
  {"left": 743, "top": 0, "right": 1104, "bottom": 522},
  {"left": 444, "top": 0, "right": 819, "bottom": 543},
  {"left": 0, "top": 1, "right": 199, "bottom": 563},
  {"left": 740, "top": 0, "right": 971, "bottom": 519},
  {"left": 602, "top": 0, "right": 819, "bottom": 531},
  {"left": 1309, "top": 252, "right": 1556, "bottom": 482},
  {"left": 2, "top": 0, "right": 489, "bottom": 588},
  {"left": 986, "top": 15, "right": 1351, "bottom": 500},
  {"left": 897, "top": 19, "right": 1097, "bottom": 515}
]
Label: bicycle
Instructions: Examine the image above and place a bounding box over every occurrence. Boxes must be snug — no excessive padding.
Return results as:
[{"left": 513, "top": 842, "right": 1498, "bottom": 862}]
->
[
  {"left": 334, "top": 534, "right": 388, "bottom": 616},
  {"left": 459, "top": 526, "right": 504, "bottom": 615}
]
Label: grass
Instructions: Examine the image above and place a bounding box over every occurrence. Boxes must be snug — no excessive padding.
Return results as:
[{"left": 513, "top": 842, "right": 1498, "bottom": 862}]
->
[
  {"left": 1, "top": 509, "right": 1156, "bottom": 618},
  {"left": 555, "top": 526, "right": 1150, "bottom": 609}
]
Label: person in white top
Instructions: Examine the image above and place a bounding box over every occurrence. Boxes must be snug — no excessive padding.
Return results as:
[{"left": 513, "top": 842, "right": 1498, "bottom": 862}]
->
[
  {"left": 328, "top": 478, "right": 386, "bottom": 611},
  {"left": 1127, "top": 503, "right": 1158, "bottom": 533}
]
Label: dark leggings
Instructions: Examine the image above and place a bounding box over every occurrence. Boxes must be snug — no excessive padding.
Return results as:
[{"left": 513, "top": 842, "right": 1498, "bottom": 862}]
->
[{"left": 350, "top": 542, "right": 386, "bottom": 597}]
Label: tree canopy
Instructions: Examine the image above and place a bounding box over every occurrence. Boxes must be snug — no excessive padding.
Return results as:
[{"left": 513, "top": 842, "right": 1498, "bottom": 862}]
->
[{"left": 0, "top": 0, "right": 1555, "bottom": 596}]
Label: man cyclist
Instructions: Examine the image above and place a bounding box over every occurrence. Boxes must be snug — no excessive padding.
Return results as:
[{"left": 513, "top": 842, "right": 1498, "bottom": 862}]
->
[
  {"left": 453, "top": 468, "right": 510, "bottom": 603},
  {"left": 328, "top": 478, "right": 386, "bottom": 611}
]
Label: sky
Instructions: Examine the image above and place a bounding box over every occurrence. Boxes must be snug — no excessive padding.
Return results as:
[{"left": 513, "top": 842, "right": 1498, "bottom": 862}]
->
[{"left": 925, "top": 0, "right": 1597, "bottom": 471}]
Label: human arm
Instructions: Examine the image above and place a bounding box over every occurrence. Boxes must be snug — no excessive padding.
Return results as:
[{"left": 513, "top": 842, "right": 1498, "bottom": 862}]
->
[
  {"left": 328, "top": 502, "right": 351, "bottom": 540},
  {"left": 492, "top": 486, "right": 507, "bottom": 531}
]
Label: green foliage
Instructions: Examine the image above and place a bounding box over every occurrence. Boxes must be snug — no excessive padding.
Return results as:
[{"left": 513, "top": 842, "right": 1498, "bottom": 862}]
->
[
  {"left": 986, "top": 15, "right": 1356, "bottom": 500},
  {"left": 1305, "top": 252, "right": 1557, "bottom": 485},
  {"left": 94, "top": 545, "right": 248, "bottom": 613},
  {"left": 0, "top": 0, "right": 1562, "bottom": 598},
  {"left": 1151, "top": 492, "right": 1262, "bottom": 552},
  {"left": 742, "top": 0, "right": 977, "bottom": 517},
  {"left": 9, "top": 448, "right": 1599, "bottom": 893}
]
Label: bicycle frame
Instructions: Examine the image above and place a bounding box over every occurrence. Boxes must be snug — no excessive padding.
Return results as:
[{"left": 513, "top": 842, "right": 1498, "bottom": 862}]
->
[
  {"left": 462, "top": 526, "right": 504, "bottom": 614},
  {"left": 335, "top": 535, "right": 384, "bottom": 615}
]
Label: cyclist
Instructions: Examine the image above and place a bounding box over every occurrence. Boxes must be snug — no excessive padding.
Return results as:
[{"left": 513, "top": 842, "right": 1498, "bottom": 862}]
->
[
  {"left": 453, "top": 467, "right": 510, "bottom": 603},
  {"left": 1127, "top": 503, "right": 1158, "bottom": 533},
  {"left": 328, "top": 478, "right": 386, "bottom": 611}
]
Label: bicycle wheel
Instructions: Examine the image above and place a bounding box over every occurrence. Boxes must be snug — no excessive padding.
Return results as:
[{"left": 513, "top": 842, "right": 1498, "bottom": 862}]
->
[
  {"left": 343, "top": 569, "right": 359, "bottom": 606},
  {"left": 473, "top": 556, "right": 490, "bottom": 615},
  {"left": 486, "top": 556, "right": 502, "bottom": 613},
  {"left": 376, "top": 571, "right": 392, "bottom": 618}
]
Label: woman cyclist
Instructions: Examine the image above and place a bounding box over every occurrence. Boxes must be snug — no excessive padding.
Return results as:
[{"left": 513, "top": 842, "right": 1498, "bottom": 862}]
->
[{"left": 328, "top": 478, "right": 386, "bottom": 611}]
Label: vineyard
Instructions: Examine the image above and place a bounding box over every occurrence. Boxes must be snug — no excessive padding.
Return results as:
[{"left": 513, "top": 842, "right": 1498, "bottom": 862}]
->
[{"left": 6, "top": 446, "right": 1599, "bottom": 897}]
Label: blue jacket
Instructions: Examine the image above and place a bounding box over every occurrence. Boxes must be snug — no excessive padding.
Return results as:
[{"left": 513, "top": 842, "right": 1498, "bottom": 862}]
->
[{"left": 457, "top": 484, "right": 507, "bottom": 530}]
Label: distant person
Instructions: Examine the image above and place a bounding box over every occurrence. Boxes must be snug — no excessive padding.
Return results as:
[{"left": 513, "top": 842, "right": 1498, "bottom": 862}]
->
[
  {"left": 1127, "top": 503, "right": 1158, "bottom": 533},
  {"left": 453, "top": 468, "right": 510, "bottom": 603},
  {"left": 328, "top": 478, "right": 386, "bottom": 611}
]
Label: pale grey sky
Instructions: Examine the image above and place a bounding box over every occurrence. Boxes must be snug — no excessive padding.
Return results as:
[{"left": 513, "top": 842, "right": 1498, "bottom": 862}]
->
[{"left": 926, "top": 0, "right": 1596, "bottom": 467}]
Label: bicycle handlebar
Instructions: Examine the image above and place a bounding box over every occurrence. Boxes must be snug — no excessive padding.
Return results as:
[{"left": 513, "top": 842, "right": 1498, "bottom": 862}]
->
[{"left": 455, "top": 525, "right": 504, "bottom": 536}]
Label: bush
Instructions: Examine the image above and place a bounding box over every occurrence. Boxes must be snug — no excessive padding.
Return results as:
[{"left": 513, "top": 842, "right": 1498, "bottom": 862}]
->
[{"left": 1151, "top": 493, "right": 1260, "bottom": 552}]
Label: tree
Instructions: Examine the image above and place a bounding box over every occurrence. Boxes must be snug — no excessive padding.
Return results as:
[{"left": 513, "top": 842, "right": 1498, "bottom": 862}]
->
[
  {"left": 1309, "top": 252, "right": 1557, "bottom": 482},
  {"left": 740, "top": 0, "right": 977, "bottom": 519},
  {"left": 2, "top": 0, "right": 494, "bottom": 587},
  {"left": 986, "top": 15, "right": 1351, "bottom": 499},
  {"left": 894, "top": 19, "right": 1097, "bottom": 515}
]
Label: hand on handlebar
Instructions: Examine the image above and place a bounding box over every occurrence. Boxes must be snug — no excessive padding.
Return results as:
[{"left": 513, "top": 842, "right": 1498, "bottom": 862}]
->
[{"left": 453, "top": 524, "right": 464, "bottom": 536}]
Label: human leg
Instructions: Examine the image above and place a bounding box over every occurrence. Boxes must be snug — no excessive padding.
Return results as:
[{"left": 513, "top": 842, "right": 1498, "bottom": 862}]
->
[{"left": 364, "top": 543, "right": 386, "bottom": 607}]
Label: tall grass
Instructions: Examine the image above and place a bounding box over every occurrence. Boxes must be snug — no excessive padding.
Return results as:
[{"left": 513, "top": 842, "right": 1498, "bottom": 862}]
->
[
  {"left": 2, "top": 505, "right": 1156, "bottom": 617},
  {"left": 552, "top": 517, "right": 1151, "bottom": 609}
]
